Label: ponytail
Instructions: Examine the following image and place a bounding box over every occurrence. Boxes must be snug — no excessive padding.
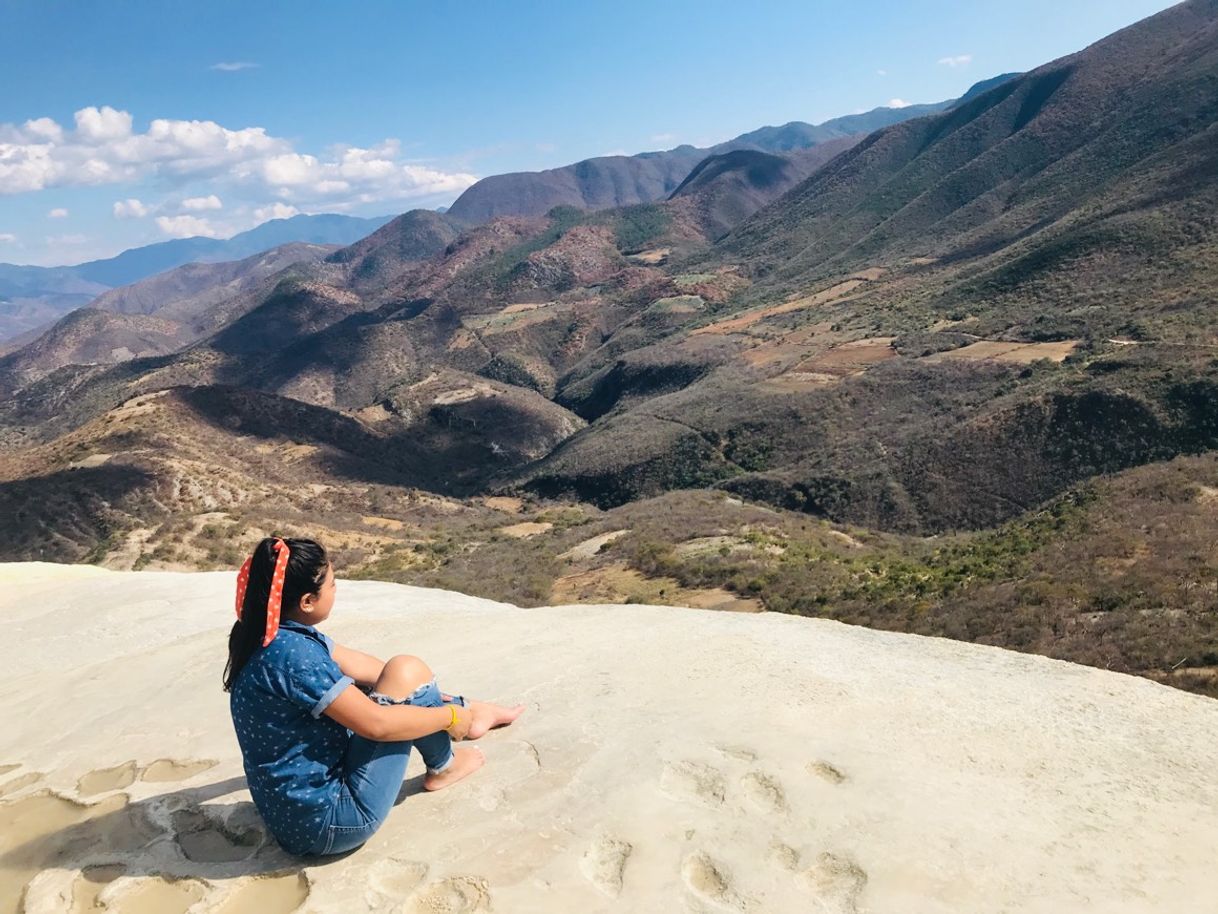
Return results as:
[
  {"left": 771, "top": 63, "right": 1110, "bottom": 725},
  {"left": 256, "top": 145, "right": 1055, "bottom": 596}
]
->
[{"left": 222, "top": 536, "right": 329, "bottom": 691}]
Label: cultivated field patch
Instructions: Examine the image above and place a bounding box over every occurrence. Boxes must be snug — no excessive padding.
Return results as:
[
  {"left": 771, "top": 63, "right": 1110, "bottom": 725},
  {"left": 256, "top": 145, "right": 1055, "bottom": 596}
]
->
[
  {"left": 763, "top": 337, "right": 897, "bottom": 390},
  {"left": 693, "top": 271, "right": 881, "bottom": 336},
  {"left": 924, "top": 340, "right": 1080, "bottom": 364},
  {"left": 462, "top": 301, "right": 569, "bottom": 334}
]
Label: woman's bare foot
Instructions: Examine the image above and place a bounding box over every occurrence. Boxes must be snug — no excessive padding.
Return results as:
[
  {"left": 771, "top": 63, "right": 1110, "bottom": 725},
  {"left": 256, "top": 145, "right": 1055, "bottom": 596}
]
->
[
  {"left": 464, "top": 701, "right": 526, "bottom": 740},
  {"left": 423, "top": 746, "right": 485, "bottom": 791}
]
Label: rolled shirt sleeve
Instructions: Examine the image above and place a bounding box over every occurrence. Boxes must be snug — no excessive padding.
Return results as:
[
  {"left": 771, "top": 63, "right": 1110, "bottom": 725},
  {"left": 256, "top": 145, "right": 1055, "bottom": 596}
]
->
[
  {"left": 309, "top": 673, "right": 354, "bottom": 718},
  {"left": 259, "top": 640, "right": 353, "bottom": 719}
]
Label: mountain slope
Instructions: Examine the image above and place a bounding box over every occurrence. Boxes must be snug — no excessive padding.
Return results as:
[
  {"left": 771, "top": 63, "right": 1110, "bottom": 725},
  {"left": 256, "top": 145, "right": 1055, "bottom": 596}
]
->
[
  {"left": 0, "top": 308, "right": 184, "bottom": 386},
  {"left": 324, "top": 209, "right": 464, "bottom": 291},
  {"left": 0, "top": 244, "right": 338, "bottom": 385},
  {"left": 504, "top": 1, "right": 1218, "bottom": 529},
  {"left": 719, "top": 1, "right": 1218, "bottom": 292}
]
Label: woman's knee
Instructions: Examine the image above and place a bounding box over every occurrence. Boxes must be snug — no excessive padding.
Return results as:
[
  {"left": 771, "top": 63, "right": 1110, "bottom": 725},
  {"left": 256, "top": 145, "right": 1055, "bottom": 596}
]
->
[{"left": 376, "top": 654, "right": 433, "bottom": 696}]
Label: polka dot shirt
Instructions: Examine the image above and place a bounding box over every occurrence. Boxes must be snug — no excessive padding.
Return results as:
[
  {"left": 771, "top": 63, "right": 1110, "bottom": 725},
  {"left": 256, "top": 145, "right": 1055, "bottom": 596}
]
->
[{"left": 229, "top": 618, "right": 354, "bottom": 855}]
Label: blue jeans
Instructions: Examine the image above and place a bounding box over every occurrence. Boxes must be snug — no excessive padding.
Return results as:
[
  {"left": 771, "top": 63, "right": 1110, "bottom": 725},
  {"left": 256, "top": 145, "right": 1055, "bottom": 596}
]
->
[{"left": 310, "top": 677, "right": 465, "bottom": 856}]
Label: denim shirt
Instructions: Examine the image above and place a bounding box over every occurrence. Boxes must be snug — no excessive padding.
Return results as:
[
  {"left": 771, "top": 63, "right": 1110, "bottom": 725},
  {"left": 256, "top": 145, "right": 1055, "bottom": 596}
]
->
[{"left": 229, "top": 618, "right": 354, "bottom": 855}]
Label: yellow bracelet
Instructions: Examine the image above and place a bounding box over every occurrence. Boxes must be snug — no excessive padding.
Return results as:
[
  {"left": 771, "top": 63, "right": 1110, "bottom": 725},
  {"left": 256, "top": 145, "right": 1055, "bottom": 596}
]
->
[{"left": 445, "top": 704, "right": 458, "bottom": 732}]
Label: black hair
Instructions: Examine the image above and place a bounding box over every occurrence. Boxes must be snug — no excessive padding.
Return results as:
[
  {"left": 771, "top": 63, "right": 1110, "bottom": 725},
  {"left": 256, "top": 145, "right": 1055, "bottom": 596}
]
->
[{"left": 222, "top": 536, "right": 329, "bottom": 692}]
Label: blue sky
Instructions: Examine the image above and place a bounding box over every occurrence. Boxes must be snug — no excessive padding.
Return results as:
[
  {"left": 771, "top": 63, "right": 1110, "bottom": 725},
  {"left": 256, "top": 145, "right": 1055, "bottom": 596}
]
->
[{"left": 0, "top": 0, "right": 1178, "bottom": 265}]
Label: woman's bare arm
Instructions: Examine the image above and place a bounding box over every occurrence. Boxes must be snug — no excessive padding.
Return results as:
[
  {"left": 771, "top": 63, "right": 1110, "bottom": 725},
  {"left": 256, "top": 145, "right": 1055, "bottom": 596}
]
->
[
  {"left": 324, "top": 684, "right": 471, "bottom": 741},
  {"left": 331, "top": 643, "right": 386, "bottom": 689}
]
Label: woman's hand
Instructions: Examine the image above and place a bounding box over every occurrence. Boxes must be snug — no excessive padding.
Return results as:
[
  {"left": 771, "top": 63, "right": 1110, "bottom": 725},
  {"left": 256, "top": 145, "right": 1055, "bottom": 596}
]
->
[{"left": 445, "top": 703, "right": 473, "bottom": 740}]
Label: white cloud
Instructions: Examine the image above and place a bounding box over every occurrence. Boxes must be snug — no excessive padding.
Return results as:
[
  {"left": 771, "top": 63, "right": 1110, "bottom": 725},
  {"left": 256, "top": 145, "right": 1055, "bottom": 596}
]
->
[
  {"left": 0, "top": 232, "right": 16, "bottom": 243},
  {"left": 155, "top": 214, "right": 219, "bottom": 238},
  {"left": 938, "top": 54, "right": 973, "bottom": 68},
  {"left": 0, "top": 106, "right": 479, "bottom": 220},
  {"left": 23, "top": 117, "right": 63, "bottom": 142},
  {"left": 246, "top": 138, "right": 476, "bottom": 205},
  {"left": 650, "top": 133, "right": 677, "bottom": 145},
  {"left": 181, "top": 194, "right": 222, "bottom": 211},
  {"left": 48, "top": 207, "right": 69, "bottom": 218},
  {"left": 876, "top": 69, "right": 888, "bottom": 77},
  {"left": 253, "top": 202, "right": 299, "bottom": 222},
  {"left": 5, "top": 104, "right": 479, "bottom": 240},
  {"left": 113, "top": 198, "right": 150, "bottom": 218},
  {"left": 74, "top": 105, "right": 133, "bottom": 143},
  {"left": 210, "top": 61, "right": 259, "bottom": 71},
  {"left": 887, "top": 98, "right": 912, "bottom": 109}
]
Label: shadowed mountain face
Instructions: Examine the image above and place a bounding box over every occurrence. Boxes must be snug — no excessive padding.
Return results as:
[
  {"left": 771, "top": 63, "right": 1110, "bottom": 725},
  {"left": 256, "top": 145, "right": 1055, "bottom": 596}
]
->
[
  {"left": 669, "top": 138, "right": 862, "bottom": 240},
  {"left": 446, "top": 149, "right": 709, "bottom": 223}
]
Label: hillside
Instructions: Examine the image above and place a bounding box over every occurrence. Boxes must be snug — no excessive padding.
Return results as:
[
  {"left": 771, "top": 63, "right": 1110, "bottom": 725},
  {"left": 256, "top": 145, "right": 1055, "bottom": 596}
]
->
[
  {"left": 0, "top": 563, "right": 1214, "bottom": 913},
  {"left": 720, "top": 2, "right": 1218, "bottom": 295},
  {"left": 324, "top": 209, "right": 465, "bottom": 291},
  {"left": 503, "top": 0, "right": 1218, "bottom": 531}
]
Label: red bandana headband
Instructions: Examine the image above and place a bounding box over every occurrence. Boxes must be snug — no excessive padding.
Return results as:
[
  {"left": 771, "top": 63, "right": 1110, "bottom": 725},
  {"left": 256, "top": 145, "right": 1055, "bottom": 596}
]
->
[{"left": 235, "top": 537, "right": 290, "bottom": 647}]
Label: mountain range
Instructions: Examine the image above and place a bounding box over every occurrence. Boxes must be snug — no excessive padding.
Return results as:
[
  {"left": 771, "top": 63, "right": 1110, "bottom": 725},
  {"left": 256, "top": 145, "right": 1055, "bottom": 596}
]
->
[
  {"left": 0, "top": 213, "right": 394, "bottom": 344},
  {"left": 445, "top": 82, "right": 1018, "bottom": 222},
  {"left": 2, "top": 1, "right": 1216, "bottom": 697}
]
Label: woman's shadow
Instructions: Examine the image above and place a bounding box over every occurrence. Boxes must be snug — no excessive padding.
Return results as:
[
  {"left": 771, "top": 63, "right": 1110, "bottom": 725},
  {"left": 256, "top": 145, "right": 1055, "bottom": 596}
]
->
[{"left": 0, "top": 771, "right": 427, "bottom": 909}]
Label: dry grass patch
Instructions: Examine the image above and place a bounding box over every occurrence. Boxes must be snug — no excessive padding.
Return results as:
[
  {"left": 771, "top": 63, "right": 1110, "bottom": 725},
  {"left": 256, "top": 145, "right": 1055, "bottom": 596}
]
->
[
  {"left": 361, "top": 515, "right": 405, "bottom": 530},
  {"left": 680, "top": 588, "right": 764, "bottom": 613},
  {"left": 763, "top": 337, "right": 897, "bottom": 390},
  {"left": 925, "top": 340, "right": 1080, "bottom": 364},
  {"left": 558, "top": 529, "right": 631, "bottom": 561},
  {"left": 463, "top": 301, "right": 570, "bottom": 334},
  {"left": 353, "top": 404, "right": 393, "bottom": 424},
  {"left": 550, "top": 562, "right": 675, "bottom": 605},
  {"left": 627, "top": 248, "right": 670, "bottom": 265},
  {"left": 251, "top": 442, "right": 319, "bottom": 462},
  {"left": 693, "top": 273, "right": 879, "bottom": 336},
  {"left": 796, "top": 337, "right": 897, "bottom": 374},
  {"left": 446, "top": 329, "right": 480, "bottom": 351},
  {"left": 483, "top": 496, "right": 525, "bottom": 514},
  {"left": 498, "top": 521, "right": 553, "bottom": 539}
]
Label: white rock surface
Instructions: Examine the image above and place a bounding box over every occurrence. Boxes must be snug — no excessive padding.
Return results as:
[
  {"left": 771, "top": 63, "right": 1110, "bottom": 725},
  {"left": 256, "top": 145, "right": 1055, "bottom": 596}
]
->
[{"left": 1, "top": 562, "right": 1216, "bottom": 913}]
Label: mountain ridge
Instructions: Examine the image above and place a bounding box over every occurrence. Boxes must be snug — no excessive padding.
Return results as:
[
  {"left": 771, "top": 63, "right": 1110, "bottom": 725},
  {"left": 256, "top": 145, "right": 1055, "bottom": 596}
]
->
[{"left": 446, "top": 79, "right": 1019, "bottom": 223}]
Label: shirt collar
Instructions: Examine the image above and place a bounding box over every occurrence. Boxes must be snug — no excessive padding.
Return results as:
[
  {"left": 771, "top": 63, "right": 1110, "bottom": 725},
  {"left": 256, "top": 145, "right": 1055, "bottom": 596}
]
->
[{"left": 276, "top": 618, "right": 321, "bottom": 639}]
